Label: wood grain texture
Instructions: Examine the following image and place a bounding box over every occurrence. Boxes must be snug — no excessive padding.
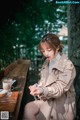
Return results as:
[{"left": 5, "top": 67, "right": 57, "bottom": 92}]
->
[{"left": 0, "top": 59, "right": 30, "bottom": 120}]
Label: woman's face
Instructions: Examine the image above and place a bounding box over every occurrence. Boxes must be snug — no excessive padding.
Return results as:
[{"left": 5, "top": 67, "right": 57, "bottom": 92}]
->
[{"left": 40, "top": 42, "right": 59, "bottom": 60}]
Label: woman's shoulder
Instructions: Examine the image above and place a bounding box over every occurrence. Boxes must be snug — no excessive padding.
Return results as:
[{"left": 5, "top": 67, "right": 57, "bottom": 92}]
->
[{"left": 60, "top": 54, "right": 75, "bottom": 69}]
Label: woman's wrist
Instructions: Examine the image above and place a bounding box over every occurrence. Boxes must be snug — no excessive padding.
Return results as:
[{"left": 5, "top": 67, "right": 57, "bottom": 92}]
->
[{"left": 39, "top": 86, "right": 44, "bottom": 95}]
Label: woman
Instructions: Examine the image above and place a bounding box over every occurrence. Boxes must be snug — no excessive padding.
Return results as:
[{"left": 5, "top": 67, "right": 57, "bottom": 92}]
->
[{"left": 23, "top": 33, "right": 76, "bottom": 120}]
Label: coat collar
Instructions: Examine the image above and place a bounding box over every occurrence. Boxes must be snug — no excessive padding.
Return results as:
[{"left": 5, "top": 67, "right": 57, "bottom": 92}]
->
[
  {"left": 44, "top": 54, "right": 68, "bottom": 72},
  {"left": 54, "top": 54, "right": 68, "bottom": 72}
]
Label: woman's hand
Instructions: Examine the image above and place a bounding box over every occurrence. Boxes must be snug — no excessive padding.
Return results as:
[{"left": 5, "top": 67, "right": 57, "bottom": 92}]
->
[{"left": 29, "top": 85, "right": 43, "bottom": 96}]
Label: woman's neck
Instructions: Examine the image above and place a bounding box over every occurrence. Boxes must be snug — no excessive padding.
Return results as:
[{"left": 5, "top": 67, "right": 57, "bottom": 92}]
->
[{"left": 50, "top": 53, "right": 61, "bottom": 63}]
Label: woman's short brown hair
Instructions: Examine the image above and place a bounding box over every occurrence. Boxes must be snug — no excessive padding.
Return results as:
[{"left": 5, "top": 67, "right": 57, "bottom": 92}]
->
[{"left": 39, "top": 33, "right": 63, "bottom": 53}]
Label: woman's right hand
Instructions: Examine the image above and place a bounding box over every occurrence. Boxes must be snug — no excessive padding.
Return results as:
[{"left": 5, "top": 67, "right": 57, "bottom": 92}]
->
[
  {"left": 29, "top": 84, "right": 44, "bottom": 96},
  {"left": 29, "top": 84, "right": 38, "bottom": 95}
]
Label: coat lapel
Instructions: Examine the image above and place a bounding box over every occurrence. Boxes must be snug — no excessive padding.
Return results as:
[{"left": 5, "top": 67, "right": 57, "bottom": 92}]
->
[
  {"left": 45, "top": 71, "right": 57, "bottom": 86},
  {"left": 41, "top": 54, "right": 69, "bottom": 87},
  {"left": 40, "top": 60, "right": 49, "bottom": 85}
]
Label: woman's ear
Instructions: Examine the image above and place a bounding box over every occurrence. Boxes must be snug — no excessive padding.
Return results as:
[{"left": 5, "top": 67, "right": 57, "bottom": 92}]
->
[{"left": 56, "top": 47, "right": 59, "bottom": 51}]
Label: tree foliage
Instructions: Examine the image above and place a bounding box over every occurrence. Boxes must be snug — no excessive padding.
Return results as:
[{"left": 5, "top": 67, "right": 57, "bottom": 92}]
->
[{"left": 0, "top": 0, "right": 67, "bottom": 70}]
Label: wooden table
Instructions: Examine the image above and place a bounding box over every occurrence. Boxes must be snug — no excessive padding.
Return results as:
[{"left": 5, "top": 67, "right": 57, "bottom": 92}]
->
[{"left": 0, "top": 59, "right": 30, "bottom": 120}]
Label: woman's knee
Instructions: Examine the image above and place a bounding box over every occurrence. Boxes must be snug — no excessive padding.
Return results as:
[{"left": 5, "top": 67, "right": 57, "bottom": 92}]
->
[
  {"left": 23, "top": 101, "right": 40, "bottom": 119},
  {"left": 23, "top": 103, "right": 32, "bottom": 117}
]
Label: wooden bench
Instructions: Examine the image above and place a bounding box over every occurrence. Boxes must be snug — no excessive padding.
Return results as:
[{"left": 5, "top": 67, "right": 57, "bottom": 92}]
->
[{"left": 0, "top": 59, "right": 30, "bottom": 120}]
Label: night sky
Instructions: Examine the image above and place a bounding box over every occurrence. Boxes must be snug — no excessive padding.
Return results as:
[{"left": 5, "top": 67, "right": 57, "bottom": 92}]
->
[{"left": 0, "top": 0, "right": 25, "bottom": 27}]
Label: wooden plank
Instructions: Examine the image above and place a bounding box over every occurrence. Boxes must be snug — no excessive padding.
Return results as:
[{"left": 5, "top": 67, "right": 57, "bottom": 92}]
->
[
  {"left": 0, "top": 59, "right": 30, "bottom": 120},
  {"left": 0, "top": 91, "right": 19, "bottom": 112},
  {"left": 7, "top": 60, "right": 30, "bottom": 78},
  {"left": 4, "top": 61, "right": 17, "bottom": 76}
]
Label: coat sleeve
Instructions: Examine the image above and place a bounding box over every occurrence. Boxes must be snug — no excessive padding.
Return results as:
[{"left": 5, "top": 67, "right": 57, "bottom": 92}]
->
[{"left": 39, "top": 60, "right": 76, "bottom": 100}]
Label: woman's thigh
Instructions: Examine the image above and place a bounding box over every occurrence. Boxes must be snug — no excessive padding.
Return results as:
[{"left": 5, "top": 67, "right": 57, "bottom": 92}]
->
[{"left": 24, "top": 100, "right": 44, "bottom": 116}]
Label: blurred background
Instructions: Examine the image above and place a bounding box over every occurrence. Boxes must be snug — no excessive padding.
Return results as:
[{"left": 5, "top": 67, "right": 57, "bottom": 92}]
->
[
  {"left": 0, "top": 0, "right": 68, "bottom": 71},
  {"left": 0, "top": 0, "right": 80, "bottom": 119}
]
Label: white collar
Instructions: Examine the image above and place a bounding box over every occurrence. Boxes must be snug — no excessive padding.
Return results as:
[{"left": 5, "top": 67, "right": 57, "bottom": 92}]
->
[
  {"left": 50, "top": 53, "right": 61, "bottom": 64},
  {"left": 49, "top": 53, "right": 61, "bottom": 73}
]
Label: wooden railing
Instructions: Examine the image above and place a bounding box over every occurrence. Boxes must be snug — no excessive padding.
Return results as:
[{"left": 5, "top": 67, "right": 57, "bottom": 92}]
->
[{"left": 0, "top": 59, "right": 30, "bottom": 120}]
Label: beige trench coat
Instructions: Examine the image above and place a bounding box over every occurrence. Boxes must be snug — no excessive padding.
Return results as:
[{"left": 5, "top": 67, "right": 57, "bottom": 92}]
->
[{"left": 36, "top": 54, "right": 76, "bottom": 120}]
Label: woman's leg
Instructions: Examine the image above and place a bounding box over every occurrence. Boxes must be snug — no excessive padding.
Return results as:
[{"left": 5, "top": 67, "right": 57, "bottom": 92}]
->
[{"left": 23, "top": 100, "right": 43, "bottom": 120}]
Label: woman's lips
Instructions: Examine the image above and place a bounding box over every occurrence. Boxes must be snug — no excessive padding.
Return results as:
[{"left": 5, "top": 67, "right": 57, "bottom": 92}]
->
[{"left": 47, "top": 56, "right": 50, "bottom": 59}]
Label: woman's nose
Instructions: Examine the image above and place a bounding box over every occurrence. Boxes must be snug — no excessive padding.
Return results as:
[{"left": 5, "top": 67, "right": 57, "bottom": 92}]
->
[{"left": 44, "top": 51, "right": 48, "bottom": 56}]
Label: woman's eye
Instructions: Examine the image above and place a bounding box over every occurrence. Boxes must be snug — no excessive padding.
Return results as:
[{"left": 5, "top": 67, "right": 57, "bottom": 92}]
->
[
  {"left": 41, "top": 50, "right": 45, "bottom": 53},
  {"left": 47, "top": 49, "right": 52, "bottom": 51}
]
